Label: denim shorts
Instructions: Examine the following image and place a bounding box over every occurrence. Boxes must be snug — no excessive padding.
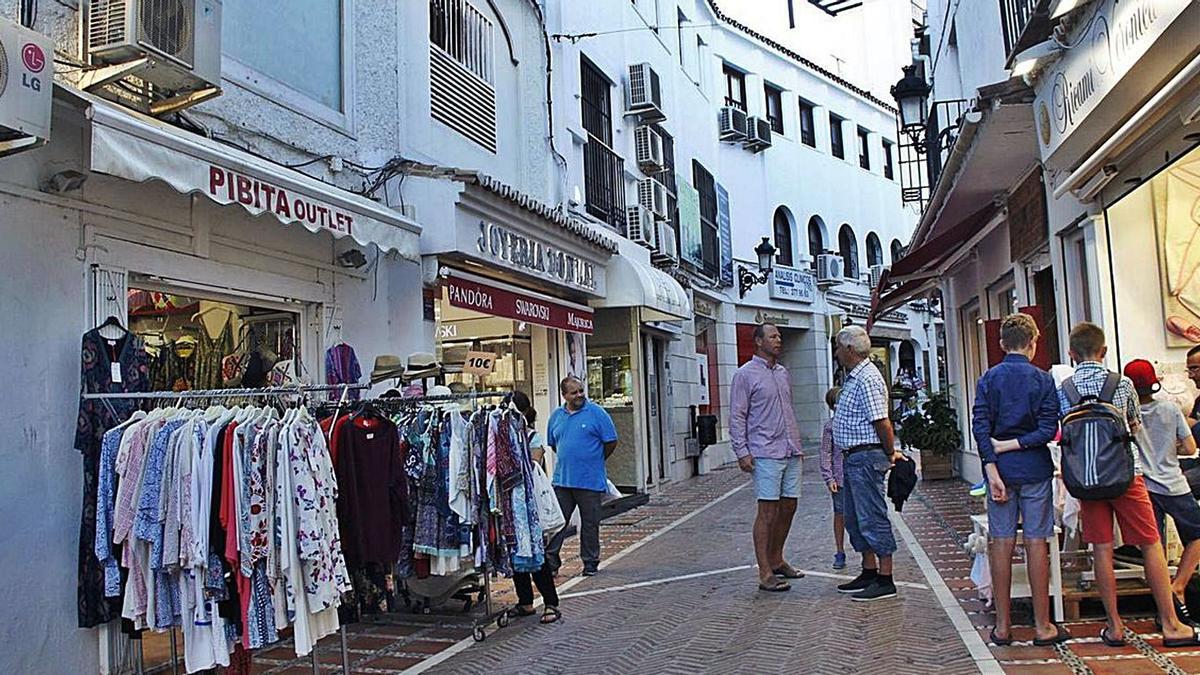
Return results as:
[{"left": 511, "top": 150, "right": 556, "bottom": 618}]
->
[
  {"left": 987, "top": 478, "right": 1054, "bottom": 539},
  {"left": 831, "top": 488, "right": 844, "bottom": 514},
  {"left": 1149, "top": 491, "right": 1200, "bottom": 545},
  {"left": 753, "top": 456, "right": 802, "bottom": 501}
]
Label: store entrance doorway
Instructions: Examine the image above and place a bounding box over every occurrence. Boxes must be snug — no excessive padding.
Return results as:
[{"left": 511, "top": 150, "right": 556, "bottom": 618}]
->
[{"left": 642, "top": 334, "right": 669, "bottom": 486}]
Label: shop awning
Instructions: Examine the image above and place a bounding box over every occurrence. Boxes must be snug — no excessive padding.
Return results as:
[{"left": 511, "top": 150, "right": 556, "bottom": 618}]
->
[
  {"left": 83, "top": 93, "right": 421, "bottom": 260},
  {"left": 443, "top": 269, "right": 594, "bottom": 334},
  {"left": 592, "top": 255, "right": 691, "bottom": 322}
]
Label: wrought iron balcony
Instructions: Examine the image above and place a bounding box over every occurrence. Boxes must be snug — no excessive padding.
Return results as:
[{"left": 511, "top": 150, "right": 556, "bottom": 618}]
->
[
  {"left": 896, "top": 99, "right": 969, "bottom": 211},
  {"left": 584, "top": 135, "right": 627, "bottom": 234},
  {"left": 999, "top": 0, "right": 1053, "bottom": 64}
]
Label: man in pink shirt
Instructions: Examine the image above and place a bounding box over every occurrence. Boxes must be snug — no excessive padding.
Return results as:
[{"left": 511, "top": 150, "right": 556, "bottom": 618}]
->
[{"left": 730, "top": 323, "right": 805, "bottom": 591}]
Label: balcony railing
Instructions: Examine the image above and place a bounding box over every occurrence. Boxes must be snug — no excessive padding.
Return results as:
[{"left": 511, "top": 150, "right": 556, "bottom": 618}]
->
[
  {"left": 896, "top": 99, "right": 968, "bottom": 211},
  {"left": 999, "top": 0, "right": 1052, "bottom": 63},
  {"left": 584, "top": 135, "right": 627, "bottom": 234}
]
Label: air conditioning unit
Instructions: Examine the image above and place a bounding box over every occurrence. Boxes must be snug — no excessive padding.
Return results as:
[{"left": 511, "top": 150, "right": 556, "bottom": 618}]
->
[
  {"left": 85, "top": 0, "right": 222, "bottom": 106},
  {"left": 625, "top": 204, "right": 658, "bottom": 249},
  {"left": 868, "top": 264, "right": 889, "bottom": 290},
  {"left": 744, "top": 116, "right": 772, "bottom": 151},
  {"left": 816, "top": 254, "right": 845, "bottom": 286},
  {"left": 0, "top": 18, "right": 53, "bottom": 156},
  {"left": 653, "top": 221, "right": 679, "bottom": 266},
  {"left": 634, "top": 125, "right": 666, "bottom": 174},
  {"left": 718, "top": 106, "right": 749, "bottom": 141},
  {"left": 625, "top": 62, "right": 665, "bottom": 122},
  {"left": 636, "top": 178, "right": 669, "bottom": 220}
]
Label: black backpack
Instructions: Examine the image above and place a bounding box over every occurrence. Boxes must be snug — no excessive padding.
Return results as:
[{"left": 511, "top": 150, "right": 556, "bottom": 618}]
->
[{"left": 1059, "top": 372, "right": 1136, "bottom": 500}]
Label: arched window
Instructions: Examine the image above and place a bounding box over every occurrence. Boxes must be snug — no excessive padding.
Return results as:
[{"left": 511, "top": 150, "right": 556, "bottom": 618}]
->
[
  {"left": 838, "top": 224, "right": 859, "bottom": 280},
  {"left": 773, "top": 207, "right": 794, "bottom": 267},
  {"left": 866, "top": 232, "right": 883, "bottom": 267},
  {"left": 891, "top": 239, "right": 905, "bottom": 263},
  {"left": 807, "top": 215, "right": 826, "bottom": 264}
]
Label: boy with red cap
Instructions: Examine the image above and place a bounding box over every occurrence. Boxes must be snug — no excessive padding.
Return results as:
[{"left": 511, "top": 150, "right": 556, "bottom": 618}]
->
[{"left": 1126, "top": 357, "right": 1200, "bottom": 620}]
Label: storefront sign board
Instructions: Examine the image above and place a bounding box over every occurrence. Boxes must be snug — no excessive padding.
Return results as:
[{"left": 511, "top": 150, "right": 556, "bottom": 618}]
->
[
  {"left": 445, "top": 276, "right": 594, "bottom": 334},
  {"left": 1033, "top": 0, "right": 1193, "bottom": 159},
  {"left": 677, "top": 173, "right": 704, "bottom": 269},
  {"left": 475, "top": 220, "right": 597, "bottom": 292},
  {"left": 717, "top": 183, "right": 733, "bottom": 288},
  {"left": 463, "top": 351, "right": 496, "bottom": 376},
  {"left": 769, "top": 267, "right": 817, "bottom": 303}
]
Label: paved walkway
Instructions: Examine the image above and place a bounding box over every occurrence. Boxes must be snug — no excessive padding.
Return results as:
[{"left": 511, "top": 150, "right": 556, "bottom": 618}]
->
[{"left": 414, "top": 466, "right": 983, "bottom": 675}]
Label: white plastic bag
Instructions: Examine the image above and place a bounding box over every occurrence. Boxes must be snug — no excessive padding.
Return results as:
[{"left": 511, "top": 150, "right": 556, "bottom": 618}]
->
[
  {"left": 603, "top": 479, "right": 623, "bottom": 503},
  {"left": 533, "top": 463, "right": 565, "bottom": 536}
]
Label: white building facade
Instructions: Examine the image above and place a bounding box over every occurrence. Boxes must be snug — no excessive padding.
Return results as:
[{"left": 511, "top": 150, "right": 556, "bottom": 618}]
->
[{"left": 877, "top": 0, "right": 1200, "bottom": 483}]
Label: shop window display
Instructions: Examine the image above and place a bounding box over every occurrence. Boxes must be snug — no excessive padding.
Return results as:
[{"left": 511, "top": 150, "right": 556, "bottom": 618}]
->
[
  {"left": 127, "top": 287, "right": 302, "bottom": 391},
  {"left": 587, "top": 348, "right": 633, "bottom": 409}
]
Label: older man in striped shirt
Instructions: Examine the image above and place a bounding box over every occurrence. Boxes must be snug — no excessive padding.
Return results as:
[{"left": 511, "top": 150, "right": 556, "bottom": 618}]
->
[{"left": 832, "top": 325, "right": 907, "bottom": 602}]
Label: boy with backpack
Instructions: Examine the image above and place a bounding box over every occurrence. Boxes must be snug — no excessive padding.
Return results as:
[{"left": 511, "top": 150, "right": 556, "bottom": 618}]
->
[
  {"left": 1124, "top": 358, "right": 1200, "bottom": 624},
  {"left": 971, "top": 313, "right": 1067, "bottom": 646},
  {"left": 1058, "top": 323, "right": 1200, "bottom": 647}
]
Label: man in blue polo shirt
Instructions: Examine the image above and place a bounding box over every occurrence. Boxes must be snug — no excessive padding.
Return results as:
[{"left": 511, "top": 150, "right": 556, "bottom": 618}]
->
[{"left": 545, "top": 376, "right": 619, "bottom": 576}]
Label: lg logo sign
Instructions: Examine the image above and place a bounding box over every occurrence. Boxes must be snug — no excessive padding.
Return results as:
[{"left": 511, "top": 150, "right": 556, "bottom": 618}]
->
[{"left": 21, "top": 42, "right": 44, "bottom": 92}]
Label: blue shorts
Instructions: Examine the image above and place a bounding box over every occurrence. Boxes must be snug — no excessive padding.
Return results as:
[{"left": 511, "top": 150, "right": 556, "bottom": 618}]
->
[
  {"left": 987, "top": 478, "right": 1054, "bottom": 539},
  {"left": 753, "top": 456, "right": 802, "bottom": 501},
  {"left": 1149, "top": 491, "right": 1200, "bottom": 545},
  {"left": 831, "top": 488, "right": 844, "bottom": 514}
]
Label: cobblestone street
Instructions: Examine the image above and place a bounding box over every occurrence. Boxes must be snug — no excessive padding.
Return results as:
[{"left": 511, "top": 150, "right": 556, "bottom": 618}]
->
[{"left": 414, "top": 465, "right": 982, "bottom": 675}]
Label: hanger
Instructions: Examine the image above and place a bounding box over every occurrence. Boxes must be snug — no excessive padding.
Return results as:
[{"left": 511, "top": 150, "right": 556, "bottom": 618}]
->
[{"left": 191, "top": 305, "right": 233, "bottom": 325}]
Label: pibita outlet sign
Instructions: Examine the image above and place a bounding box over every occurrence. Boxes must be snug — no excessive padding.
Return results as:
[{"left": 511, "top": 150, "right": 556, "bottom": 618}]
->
[
  {"left": 208, "top": 166, "right": 355, "bottom": 235},
  {"left": 476, "top": 221, "right": 597, "bottom": 292},
  {"left": 446, "top": 276, "right": 595, "bottom": 334}
]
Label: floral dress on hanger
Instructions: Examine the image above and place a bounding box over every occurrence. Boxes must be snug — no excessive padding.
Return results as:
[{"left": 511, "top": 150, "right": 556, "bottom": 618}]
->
[{"left": 75, "top": 328, "right": 150, "bottom": 628}]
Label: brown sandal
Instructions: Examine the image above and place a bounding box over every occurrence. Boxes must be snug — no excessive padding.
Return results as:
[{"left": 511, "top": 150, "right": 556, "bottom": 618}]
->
[{"left": 541, "top": 606, "right": 562, "bottom": 624}]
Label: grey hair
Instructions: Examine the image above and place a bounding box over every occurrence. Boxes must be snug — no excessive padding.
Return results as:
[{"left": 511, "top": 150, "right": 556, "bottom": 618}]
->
[
  {"left": 836, "top": 326, "right": 871, "bottom": 357},
  {"left": 559, "top": 375, "right": 583, "bottom": 393}
]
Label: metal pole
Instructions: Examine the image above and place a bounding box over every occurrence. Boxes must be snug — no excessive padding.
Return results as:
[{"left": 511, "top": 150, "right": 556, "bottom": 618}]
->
[
  {"left": 340, "top": 625, "right": 351, "bottom": 674},
  {"left": 169, "top": 628, "right": 179, "bottom": 675},
  {"left": 311, "top": 650, "right": 320, "bottom": 675},
  {"left": 135, "top": 636, "right": 144, "bottom": 675}
]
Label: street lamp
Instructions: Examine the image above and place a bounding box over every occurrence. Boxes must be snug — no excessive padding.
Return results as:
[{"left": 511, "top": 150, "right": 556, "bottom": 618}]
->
[
  {"left": 891, "top": 64, "right": 931, "bottom": 151},
  {"left": 738, "top": 237, "right": 777, "bottom": 298}
]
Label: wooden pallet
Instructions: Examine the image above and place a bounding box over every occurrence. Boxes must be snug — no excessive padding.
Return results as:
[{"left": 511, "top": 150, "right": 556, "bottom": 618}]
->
[{"left": 1062, "top": 578, "right": 1155, "bottom": 621}]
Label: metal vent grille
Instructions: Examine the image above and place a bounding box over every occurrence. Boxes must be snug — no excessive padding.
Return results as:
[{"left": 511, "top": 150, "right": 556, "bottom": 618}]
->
[
  {"left": 88, "top": 0, "right": 130, "bottom": 50},
  {"left": 91, "top": 265, "right": 128, "bottom": 327},
  {"left": 430, "top": 46, "right": 497, "bottom": 152},
  {"left": 137, "top": 0, "right": 194, "bottom": 65}
]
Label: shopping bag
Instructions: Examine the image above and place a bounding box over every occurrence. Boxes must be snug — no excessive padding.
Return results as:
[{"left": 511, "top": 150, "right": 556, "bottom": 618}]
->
[
  {"left": 533, "top": 463, "right": 565, "bottom": 536},
  {"left": 603, "top": 479, "right": 623, "bottom": 503}
]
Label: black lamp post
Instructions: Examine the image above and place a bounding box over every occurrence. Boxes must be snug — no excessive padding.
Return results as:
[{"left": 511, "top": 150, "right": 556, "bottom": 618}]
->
[
  {"left": 738, "top": 237, "right": 777, "bottom": 298},
  {"left": 891, "top": 64, "right": 931, "bottom": 152}
]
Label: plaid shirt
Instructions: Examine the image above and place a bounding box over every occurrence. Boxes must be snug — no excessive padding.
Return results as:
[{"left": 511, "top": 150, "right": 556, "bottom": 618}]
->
[
  {"left": 1058, "top": 360, "right": 1143, "bottom": 474},
  {"left": 833, "top": 359, "right": 889, "bottom": 451}
]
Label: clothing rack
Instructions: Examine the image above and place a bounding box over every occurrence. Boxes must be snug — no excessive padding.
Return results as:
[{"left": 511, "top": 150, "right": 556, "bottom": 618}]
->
[{"left": 80, "top": 383, "right": 369, "bottom": 400}]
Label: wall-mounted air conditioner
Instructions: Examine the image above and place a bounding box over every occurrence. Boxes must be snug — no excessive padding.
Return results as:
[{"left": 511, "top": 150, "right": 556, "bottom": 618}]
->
[
  {"left": 634, "top": 125, "right": 665, "bottom": 174},
  {"left": 816, "top": 254, "right": 845, "bottom": 286},
  {"left": 85, "top": 0, "right": 222, "bottom": 112},
  {"left": 637, "top": 178, "right": 668, "bottom": 220},
  {"left": 868, "top": 264, "right": 889, "bottom": 290},
  {"left": 625, "top": 62, "right": 665, "bottom": 122},
  {"left": 0, "top": 17, "right": 53, "bottom": 156},
  {"left": 718, "top": 106, "right": 748, "bottom": 141},
  {"left": 744, "top": 116, "right": 772, "bottom": 151},
  {"left": 625, "top": 204, "right": 658, "bottom": 249},
  {"left": 653, "top": 221, "right": 679, "bottom": 266}
]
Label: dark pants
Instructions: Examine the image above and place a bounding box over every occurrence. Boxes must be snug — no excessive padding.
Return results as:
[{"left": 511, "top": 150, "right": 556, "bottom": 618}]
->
[
  {"left": 514, "top": 560, "right": 559, "bottom": 607},
  {"left": 546, "top": 486, "right": 603, "bottom": 571}
]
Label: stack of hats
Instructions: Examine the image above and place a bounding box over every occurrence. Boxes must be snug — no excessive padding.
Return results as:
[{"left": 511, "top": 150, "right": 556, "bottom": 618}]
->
[
  {"left": 369, "top": 352, "right": 443, "bottom": 385},
  {"left": 369, "top": 355, "right": 404, "bottom": 385}
]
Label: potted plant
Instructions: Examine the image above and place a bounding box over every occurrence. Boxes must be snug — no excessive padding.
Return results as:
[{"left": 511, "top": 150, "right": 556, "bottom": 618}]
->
[{"left": 895, "top": 388, "right": 962, "bottom": 480}]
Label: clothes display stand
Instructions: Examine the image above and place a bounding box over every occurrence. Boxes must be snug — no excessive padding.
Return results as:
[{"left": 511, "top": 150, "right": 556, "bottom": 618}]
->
[{"left": 82, "top": 383, "right": 367, "bottom": 675}]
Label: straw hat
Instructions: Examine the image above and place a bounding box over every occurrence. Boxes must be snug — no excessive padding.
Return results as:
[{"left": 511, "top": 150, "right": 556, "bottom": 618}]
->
[
  {"left": 403, "top": 352, "right": 442, "bottom": 381},
  {"left": 370, "top": 354, "right": 405, "bottom": 384}
]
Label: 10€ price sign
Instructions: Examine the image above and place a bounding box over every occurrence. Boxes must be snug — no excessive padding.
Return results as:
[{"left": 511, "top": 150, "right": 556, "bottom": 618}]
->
[{"left": 463, "top": 351, "right": 496, "bottom": 376}]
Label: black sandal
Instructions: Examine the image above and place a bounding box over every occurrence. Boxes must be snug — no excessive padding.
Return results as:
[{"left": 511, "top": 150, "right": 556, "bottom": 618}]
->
[
  {"left": 506, "top": 606, "right": 536, "bottom": 618},
  {"left": 541, "top": 606, "right": 561, "bottom": 624},
  {"left": 1099, "top": 627, "right": 1126, "bottom": 647},
  {"left": 989, "top": 629, "right": 1013, "bottom": 646},
  {"left": 1163, "top": 627, "right": 1200, "bottom": 648},
  {"left": 1032, "top": 624, "right": 1072, "bottom": 646}
]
